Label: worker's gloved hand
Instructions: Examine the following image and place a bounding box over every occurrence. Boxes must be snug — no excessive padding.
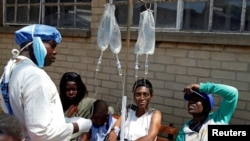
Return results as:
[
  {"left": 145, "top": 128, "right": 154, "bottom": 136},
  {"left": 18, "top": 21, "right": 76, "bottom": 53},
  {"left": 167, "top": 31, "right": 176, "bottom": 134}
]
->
[{"left": 76, "top": 117, "right": 92, "bottom": 133}]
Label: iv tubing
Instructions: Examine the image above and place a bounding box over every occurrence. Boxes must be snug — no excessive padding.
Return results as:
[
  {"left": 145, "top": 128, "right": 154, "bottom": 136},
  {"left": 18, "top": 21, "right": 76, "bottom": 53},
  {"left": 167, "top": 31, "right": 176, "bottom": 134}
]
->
[
  {"left": 94, "top": 51, "right": 104, "bottom": 98},
  {"left": 120, "top": 0, "right": 133, "bottom": 140},
  {"left": 116, "top": 54, "right": 122, "bottom": 76}
]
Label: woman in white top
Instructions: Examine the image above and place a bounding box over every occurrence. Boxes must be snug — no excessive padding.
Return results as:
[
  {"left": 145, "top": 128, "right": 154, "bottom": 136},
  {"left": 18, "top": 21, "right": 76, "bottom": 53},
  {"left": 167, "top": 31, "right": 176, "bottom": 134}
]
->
[{"left": 108, "top": 78, "right": 162, "bottom": 141}]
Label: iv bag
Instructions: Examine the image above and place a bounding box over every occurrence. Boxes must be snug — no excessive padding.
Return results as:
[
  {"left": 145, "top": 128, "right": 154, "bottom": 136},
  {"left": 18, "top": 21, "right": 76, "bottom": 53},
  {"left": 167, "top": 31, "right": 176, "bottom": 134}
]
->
[
  {"left": 97, "top": 3, "right": 111, "bottom": 52},
  {"left": 109, "top": 4, "right": 122, "bottom": 54},
  {"left": 134, "top": 9, "right": 155, "bottom": 55}
]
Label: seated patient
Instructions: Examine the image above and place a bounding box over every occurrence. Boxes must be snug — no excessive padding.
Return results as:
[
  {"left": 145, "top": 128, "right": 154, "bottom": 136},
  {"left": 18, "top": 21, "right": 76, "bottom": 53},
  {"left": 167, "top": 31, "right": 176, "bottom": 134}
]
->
[
  {"left": 0, "top": 112, "right": 26, "bottom": 141},
  {"left": 59, "top": 72, "right": 96, "bottom": 141},
  {"left": 60, "top": 72, "right": 96, "bottom": 119},
  {"left": 81, "top": 99, "right": 117, "bottom": 141},
  {"left": 108, "top": 78, "right": 162, "bottom": 141},
  {"left": 176, "top": 82, "right": 238, "bottom": 141}
]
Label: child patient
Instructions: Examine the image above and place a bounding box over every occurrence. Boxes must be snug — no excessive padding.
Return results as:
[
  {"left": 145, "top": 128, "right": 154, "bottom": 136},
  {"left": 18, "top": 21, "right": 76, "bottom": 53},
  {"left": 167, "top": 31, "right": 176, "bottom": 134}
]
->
[{"left": 80, "top": 99, "right": 117, "bottom": 141}]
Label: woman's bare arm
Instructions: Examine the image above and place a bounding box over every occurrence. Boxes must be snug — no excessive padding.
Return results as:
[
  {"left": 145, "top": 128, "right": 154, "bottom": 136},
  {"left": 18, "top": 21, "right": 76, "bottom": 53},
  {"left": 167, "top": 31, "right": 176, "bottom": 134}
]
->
[{"left": 135, "top": 110, "right": 162, "bottom": 141}]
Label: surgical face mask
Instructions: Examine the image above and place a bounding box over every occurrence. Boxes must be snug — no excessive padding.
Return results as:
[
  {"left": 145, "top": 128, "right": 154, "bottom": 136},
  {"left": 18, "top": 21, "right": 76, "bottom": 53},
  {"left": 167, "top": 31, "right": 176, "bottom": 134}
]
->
[{"left": 33, "top": 37, "right": 47, "bottom": 67}]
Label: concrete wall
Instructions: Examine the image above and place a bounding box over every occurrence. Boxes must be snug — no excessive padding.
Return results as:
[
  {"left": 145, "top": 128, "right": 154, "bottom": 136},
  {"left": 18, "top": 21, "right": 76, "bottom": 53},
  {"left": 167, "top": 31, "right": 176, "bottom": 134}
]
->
[{"left": 0, "top": 0, "right": 250, "bottom": 130}]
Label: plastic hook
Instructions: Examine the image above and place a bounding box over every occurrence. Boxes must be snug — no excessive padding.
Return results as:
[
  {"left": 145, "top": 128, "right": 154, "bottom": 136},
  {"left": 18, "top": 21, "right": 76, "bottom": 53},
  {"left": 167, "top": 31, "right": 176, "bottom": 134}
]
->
[{"left": 144, "top": 1, "right": 151, "bottom": 10}]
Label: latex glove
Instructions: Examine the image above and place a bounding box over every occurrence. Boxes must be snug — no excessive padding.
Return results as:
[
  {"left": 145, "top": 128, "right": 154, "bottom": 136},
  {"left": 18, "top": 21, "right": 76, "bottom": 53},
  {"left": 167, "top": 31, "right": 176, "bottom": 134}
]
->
[{"left": 76, "top": 117, "right": 92, "bottom": 133}]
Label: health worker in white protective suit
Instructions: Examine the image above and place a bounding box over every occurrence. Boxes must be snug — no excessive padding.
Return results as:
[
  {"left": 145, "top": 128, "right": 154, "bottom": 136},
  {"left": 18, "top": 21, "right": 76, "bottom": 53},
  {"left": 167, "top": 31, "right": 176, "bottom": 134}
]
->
[{"left": 0, "top": 24, "right": 92, "bottom": 141}]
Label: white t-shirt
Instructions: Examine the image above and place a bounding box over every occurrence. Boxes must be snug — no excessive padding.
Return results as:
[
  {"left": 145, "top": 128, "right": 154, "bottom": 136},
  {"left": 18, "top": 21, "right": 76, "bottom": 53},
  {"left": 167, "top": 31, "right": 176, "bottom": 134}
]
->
[{"left": 124, "top": 108, "right": 156, "bottom": 141}]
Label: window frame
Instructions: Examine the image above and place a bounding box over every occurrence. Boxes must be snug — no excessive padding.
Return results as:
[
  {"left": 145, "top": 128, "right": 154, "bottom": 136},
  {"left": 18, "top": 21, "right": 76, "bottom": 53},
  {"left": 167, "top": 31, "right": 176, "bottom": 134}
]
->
[
  {"left": 2, "top": 0, "right": 91, "bottom": 30},
  {"left": 2, "top": 0, "right": 250, "bottom": 46},
  {"left": 115, "top": 0, "right": 250, "bottom": 46}
]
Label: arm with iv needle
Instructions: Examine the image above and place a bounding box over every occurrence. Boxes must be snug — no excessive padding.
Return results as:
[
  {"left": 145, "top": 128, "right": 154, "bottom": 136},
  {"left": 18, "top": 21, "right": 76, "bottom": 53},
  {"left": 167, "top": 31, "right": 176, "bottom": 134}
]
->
[{"left": 106, "top": 96, "right": 127, "bottom": 141}]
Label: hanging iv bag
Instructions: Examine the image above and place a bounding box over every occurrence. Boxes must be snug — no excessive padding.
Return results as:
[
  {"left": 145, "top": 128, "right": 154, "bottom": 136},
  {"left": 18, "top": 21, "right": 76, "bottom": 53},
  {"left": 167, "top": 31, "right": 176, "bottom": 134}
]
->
[
  {"left": 109, "top": 4, "right": 122, "bottom": 76},
  {"left": 97, "top": 3, "right": 112, "bottom": 52},
  {"left": 134, "top": 9, "right": 155, "bottom": 55},
  {"left": 134, "top": 8, "right": 155, "bottom": 79}
]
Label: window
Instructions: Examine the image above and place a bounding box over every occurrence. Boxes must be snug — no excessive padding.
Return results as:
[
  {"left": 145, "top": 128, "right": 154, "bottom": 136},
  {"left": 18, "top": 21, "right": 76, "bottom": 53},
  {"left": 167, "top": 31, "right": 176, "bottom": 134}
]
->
[
  {"left": 183, "top": 0, "right": 210, "bottom": 31},
  {"left": 213, "top": 0, "right": 242, "bottom": 31},
  {"left": 246, "top": 0, "right": 250, "bottom": 31},
  {"left": 3, "top": 0, "right": 91, "bottom": 29},
  {"left": 114, "top": 0, "right": 250, "bottom": 33}
]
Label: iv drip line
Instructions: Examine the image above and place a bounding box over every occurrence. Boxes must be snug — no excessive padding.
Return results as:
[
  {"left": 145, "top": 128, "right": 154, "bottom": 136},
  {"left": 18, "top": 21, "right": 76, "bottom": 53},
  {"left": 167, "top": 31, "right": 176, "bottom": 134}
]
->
[
  {"left": 116, "top": 54, "right": 122, "bottom": 76},
  {"left": 94, "top": 51, "right": 104, "bottom": 98},
  {"left": 144, "top": 54, "right": 149, "bottom": 78}
]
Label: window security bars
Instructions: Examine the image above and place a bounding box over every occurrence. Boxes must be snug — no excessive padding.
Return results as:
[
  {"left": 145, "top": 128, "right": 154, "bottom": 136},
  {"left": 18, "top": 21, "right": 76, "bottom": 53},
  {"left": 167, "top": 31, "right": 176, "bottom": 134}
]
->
[{"left": 3, "top": 0, "right": 91, "bottom": 29}]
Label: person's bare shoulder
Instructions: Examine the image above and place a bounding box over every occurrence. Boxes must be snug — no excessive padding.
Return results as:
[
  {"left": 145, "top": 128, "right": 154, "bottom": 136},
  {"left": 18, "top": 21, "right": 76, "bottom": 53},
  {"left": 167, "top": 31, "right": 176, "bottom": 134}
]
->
[{"left": 153, "top": 109, "right": 162, "bottom": 117}]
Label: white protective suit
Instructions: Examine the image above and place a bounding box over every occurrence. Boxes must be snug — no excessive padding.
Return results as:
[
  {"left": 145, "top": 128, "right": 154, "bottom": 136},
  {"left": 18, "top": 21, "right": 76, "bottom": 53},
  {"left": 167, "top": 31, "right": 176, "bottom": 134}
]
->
[{"left": 8, "top": 56, "right": 74, "bottom": 141}]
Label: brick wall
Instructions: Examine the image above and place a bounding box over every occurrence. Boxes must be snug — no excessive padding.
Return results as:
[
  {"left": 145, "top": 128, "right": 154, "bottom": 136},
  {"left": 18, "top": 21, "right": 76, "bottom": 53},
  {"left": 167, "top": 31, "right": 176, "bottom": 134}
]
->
[
  {"left": 1, "top": 32, "right": 250, "bottom": 128},
  {"left": 0, "top": 0, "right": 250, "bottom": 130}
]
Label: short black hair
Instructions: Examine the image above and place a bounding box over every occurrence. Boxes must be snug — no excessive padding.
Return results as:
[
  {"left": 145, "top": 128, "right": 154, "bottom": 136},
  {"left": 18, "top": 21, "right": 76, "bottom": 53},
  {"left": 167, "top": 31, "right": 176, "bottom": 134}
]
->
[
  {"left": 132, "top": 78, "right": 153, "bottom": 95},
  {"left": 0, "top": 113, "right": 24, "bottom": 141},
  {"left": 92, "top": 99, "right": 108, "bottom": 115}
]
